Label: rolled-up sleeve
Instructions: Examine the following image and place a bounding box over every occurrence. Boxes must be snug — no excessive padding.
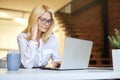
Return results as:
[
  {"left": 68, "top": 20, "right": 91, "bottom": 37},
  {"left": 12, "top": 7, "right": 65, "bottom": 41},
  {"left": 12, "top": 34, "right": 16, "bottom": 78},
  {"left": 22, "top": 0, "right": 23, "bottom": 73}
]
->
[
  {"left": 51, "top": 36, "right": 61, "bottom": 63},
  {"left": 17, "top": 34, "right": 38, "bottom": 69}
]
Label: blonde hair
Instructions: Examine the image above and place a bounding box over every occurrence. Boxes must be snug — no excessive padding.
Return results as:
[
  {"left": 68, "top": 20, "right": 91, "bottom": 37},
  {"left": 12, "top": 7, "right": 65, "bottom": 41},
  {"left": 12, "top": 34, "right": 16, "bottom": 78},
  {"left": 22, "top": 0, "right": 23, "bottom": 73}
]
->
[{"left": 23, "top": 5, "right": 55, "bottom": 42}]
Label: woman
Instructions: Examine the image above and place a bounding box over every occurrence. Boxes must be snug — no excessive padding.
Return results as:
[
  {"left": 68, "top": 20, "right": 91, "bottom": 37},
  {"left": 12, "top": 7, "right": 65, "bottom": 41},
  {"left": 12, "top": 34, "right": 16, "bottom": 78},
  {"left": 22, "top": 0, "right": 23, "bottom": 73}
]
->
[{"left": 17, "top": 5, "right": 61, "bottom": 69}]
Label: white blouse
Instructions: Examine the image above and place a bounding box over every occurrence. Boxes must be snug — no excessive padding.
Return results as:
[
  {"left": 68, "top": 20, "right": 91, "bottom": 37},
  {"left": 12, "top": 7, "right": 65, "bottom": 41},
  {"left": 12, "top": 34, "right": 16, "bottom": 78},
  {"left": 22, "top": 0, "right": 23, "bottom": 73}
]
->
[{"left": 17, "top": 33, "right": 61, "bottom": 69}]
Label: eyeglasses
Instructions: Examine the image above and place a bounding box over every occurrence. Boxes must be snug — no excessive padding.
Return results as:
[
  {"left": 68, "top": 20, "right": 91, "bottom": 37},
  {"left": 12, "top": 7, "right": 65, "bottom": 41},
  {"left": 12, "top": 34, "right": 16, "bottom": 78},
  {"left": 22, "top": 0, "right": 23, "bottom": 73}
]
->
[{"left": 39, "top": 17, "right": 52, "bottom": 25}]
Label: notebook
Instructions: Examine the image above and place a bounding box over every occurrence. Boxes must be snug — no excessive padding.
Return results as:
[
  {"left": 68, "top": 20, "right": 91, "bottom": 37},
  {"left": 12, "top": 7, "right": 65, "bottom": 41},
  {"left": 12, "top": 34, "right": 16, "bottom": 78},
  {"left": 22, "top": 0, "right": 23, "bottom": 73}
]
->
[{"left": 39, "top": 37, "right": 93, "bottom": 70}]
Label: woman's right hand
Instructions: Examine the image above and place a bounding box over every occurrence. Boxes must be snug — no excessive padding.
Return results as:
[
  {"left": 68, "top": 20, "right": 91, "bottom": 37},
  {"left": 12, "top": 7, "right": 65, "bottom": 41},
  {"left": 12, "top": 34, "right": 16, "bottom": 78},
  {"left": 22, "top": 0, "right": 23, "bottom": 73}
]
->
[{"left": 31, "top": 23, "right": 38, "bottom": 41}]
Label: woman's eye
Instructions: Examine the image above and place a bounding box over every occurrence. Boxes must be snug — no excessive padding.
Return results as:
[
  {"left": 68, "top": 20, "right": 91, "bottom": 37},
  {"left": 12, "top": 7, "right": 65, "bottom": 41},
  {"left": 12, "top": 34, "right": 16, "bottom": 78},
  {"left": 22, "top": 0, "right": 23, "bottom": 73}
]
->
[{"left": 41, "top": 18, "right": 46, "bottom": 22}]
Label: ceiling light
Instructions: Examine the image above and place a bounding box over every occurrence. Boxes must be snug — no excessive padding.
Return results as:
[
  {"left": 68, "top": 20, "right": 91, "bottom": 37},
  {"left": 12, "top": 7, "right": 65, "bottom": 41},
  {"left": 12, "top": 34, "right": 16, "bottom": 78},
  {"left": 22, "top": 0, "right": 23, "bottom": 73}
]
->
[
  {"left": 14, "top": 17, "right": 27, "bottom": 25},
  {"left": 0, "top": 12, "right": 9, "bottom": 18}
]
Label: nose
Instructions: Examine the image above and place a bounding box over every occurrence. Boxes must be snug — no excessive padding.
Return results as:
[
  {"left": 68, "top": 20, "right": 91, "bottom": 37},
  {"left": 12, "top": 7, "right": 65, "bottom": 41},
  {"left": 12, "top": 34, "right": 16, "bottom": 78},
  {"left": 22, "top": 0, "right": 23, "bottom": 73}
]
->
[
  {"left": 44, "top": 21, "right": 50, "bottom": 26},
  {"left": 42, "top": 23, "right": 48, "bottom": 28}
]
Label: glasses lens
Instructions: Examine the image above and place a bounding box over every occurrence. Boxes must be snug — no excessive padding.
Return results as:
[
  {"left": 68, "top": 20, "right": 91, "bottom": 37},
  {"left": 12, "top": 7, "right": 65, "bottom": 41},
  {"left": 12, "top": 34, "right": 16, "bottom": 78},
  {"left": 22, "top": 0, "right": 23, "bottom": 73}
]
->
[
  {"left": 40, "top": 17, "right": 52, "bottom": 25},
  {"left": 40, "top": 18, "right": 46, "bottom": 23}
]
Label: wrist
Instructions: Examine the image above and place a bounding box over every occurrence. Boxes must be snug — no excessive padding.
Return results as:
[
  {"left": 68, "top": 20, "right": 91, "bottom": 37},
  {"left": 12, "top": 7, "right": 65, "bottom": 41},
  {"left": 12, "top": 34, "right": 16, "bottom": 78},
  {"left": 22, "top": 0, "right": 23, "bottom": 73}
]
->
[{"left": 30, "top": 36, "right": 37, "bottom": 42}]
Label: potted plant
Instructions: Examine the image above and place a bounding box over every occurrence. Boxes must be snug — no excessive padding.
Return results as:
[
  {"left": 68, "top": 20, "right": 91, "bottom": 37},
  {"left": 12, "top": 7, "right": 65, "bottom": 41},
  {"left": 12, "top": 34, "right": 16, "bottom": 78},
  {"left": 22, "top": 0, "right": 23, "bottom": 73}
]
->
[{"left": 108, "top": 28, "right": 120, "bottom": 71}]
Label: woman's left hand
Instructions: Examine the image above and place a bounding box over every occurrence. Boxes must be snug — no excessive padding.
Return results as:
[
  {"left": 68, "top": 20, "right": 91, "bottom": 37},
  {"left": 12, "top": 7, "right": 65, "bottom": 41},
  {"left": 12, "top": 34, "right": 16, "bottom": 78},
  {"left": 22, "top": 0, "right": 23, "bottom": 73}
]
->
[{"left": 54, "top": 61, "right": 61, "bottom": 68}]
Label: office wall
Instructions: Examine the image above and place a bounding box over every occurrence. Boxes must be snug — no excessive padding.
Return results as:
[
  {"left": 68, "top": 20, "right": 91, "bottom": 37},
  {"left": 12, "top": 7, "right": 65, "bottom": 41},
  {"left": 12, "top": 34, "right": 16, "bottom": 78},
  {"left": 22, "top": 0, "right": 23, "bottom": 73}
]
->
[{"left": 56, "top": 0, "right": 120, "bottom": 67}]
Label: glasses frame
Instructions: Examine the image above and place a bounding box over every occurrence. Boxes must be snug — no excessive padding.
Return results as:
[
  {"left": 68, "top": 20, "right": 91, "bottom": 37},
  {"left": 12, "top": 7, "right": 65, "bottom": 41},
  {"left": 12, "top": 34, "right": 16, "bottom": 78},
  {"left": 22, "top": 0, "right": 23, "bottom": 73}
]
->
[{"left": 39, "top": 17, "right": 53, "bottom": 26}]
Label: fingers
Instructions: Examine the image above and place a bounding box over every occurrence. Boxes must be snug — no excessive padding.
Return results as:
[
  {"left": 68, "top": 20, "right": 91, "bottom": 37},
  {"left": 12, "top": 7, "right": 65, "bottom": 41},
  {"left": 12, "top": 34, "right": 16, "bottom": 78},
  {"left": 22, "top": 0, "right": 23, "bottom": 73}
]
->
[{"left": 54, "top": 61, "right": 61, "bottom": 68}]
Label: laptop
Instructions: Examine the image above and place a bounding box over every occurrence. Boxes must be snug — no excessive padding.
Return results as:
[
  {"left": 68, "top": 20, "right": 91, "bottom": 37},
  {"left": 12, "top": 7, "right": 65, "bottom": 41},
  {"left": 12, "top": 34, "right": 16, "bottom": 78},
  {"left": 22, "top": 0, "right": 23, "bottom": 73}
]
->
[{"left": 39, "top": 37, "right": 93, "bottom": 70}]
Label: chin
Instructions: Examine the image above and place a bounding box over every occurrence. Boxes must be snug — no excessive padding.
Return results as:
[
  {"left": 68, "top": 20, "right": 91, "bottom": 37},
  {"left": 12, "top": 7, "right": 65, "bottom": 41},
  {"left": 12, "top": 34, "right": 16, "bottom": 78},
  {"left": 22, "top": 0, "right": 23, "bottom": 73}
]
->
[{"left": 42, "top": 30, "right": 47, "bottom": 32}]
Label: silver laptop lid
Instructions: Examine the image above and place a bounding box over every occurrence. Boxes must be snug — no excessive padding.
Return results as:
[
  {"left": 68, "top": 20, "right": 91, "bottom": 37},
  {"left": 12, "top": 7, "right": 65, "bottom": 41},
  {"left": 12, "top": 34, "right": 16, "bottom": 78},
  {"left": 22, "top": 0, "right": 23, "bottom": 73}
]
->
[{"left": 60, "top": 37, "right": 93, "bottom": 69}]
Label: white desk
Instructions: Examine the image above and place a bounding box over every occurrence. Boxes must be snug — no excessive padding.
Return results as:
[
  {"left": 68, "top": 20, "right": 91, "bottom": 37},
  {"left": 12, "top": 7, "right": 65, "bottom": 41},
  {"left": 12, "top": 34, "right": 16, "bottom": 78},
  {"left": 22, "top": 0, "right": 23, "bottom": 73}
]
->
[{"left": 0, "top": 68, "right": 120, "bottom": 80}]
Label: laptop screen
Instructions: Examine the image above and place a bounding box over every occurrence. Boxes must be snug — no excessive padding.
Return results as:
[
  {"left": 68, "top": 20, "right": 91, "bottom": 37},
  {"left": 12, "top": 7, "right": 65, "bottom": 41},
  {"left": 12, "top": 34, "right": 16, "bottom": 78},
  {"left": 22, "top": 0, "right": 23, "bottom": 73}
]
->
[{"left": 60, "top": 37, "right": 93, "bottom": 69}]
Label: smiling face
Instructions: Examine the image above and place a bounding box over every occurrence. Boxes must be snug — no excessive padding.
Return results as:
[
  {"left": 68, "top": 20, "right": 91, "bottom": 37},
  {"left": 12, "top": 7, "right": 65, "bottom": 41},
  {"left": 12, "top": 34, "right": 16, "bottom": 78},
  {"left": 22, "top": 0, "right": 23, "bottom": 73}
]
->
[{"left": 37, "top": 12, "right": 52, "bottom": 33}]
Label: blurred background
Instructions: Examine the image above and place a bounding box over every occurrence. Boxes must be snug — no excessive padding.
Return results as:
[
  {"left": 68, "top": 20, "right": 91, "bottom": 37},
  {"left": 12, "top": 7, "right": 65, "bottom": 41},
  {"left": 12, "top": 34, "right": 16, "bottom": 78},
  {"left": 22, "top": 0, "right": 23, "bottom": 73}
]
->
[{"left": 0, "top": 0, "right": 120, "bottom": 67}]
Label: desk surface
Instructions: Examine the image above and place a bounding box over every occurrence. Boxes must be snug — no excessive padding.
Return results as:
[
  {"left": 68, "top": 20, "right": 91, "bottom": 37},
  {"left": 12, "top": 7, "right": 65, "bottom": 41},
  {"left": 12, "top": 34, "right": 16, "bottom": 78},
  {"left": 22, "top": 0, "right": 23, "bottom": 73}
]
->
[{"left": 0, "top": 67, "right": 120, "bottom": 80}]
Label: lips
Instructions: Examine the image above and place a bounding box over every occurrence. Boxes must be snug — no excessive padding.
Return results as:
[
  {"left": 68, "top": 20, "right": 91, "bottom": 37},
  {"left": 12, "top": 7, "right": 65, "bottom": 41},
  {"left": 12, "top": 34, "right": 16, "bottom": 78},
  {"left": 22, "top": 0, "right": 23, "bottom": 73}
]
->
[{"left": 42, "top": 26, "right": 47, "bottom": 29}]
